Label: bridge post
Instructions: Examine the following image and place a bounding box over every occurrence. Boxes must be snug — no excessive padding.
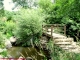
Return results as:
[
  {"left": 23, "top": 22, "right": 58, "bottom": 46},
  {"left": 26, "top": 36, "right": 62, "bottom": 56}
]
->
[{"left": 64, "top": 25, "right": 66, "bottom": 36}]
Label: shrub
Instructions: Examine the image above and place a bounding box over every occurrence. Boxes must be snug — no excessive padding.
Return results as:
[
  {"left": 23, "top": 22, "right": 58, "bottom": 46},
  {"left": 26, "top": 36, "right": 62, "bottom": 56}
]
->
[
  {"left": 0, "top": 20, "right": 5, "bottom": 32},
  {"left": 4, "top": 20, "right": 15, "bottom": 38},
  {"left": 0, "top": 32, "right": 7, "bottom": 57},
  {"left": 0, "top": 13, "right": 16, "bottom": 38},
  {"left": 0, "top": 19, "right": 15, "bottom": 38},
  {"left": 0, "top": 32, "right": 4, "bottom": 47},
  {"left": 4, "top": 10, "right": 14, "bottom": 21},
  {"left": 13, "top": 9, "right": 44, "bottom": 46}
]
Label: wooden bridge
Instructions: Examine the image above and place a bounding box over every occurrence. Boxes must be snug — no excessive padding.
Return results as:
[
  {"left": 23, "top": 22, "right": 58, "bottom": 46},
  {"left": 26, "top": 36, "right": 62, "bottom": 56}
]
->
[{"left": 42, "top": 24, "right": 80, "bottom": 53}]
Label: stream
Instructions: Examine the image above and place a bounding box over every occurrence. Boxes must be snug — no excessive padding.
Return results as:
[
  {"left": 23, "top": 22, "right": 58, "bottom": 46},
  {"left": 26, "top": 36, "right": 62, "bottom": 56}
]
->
[{"left": 7, "top": 46, "right": 44, "bottom": 60}]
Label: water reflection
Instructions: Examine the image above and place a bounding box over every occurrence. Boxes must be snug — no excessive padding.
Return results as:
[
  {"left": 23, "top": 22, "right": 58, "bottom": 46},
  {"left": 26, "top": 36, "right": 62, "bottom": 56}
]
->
[{"left": 7, "top": 46, "right": 44, "bottom": 60}]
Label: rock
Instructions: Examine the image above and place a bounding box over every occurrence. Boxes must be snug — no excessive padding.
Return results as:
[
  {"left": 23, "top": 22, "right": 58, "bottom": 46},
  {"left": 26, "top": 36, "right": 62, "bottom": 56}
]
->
[
  {"left": 10, "top": 36, "right": 17, "bottom": 43},
  {"left": 4, "top": 40, "right": 12, "bottom": 49}
]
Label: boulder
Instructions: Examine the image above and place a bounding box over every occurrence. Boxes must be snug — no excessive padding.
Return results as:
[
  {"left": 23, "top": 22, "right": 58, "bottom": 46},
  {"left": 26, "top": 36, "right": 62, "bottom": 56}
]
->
[
  {"left": 4, "top": 40, "right": 12, "bottom": 49},
  {"left": 10, "top": 36, "right": 17, "bottom": 43}
]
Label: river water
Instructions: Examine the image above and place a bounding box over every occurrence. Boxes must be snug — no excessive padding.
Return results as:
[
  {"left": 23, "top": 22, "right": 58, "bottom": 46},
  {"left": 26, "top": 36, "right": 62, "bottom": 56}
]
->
[{"left": 7, "top": 46, "right": 44, "bottom": 60}]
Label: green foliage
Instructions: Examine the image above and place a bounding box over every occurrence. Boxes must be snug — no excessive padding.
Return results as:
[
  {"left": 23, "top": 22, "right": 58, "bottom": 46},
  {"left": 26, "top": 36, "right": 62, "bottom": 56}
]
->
[
  {"left": 39, "top": 0, "right": 55, "bottom": 24},
  {"left": 39, "top": 0, "right": 53, "bottom": 11},
  {"left": 0, "top": 20, "right": 5, "bottom": 32},
  {"left": 0, "top": 8, "right": 4, "bottom": 17},
  {"left": 0, "top": 50, "right": 7, "bottom": 57},
  {"left": 58, "top": 0, "right": 80, "bottom": 38},
  {"left": 0, "top": 19, "right": 15, "bottom": 38},
  {"left": 54, "top": 47, "right": 80, "bottom": 60},
  {"left": 0, "top": 32, "right": 4, "bottom": 46},
  {"left": 4, "top": 20, "right": 15, "bottom": 38},
  {"left": 4, "top": 11, "right": 14, "bottom": 21},
  {"left": 47, "top": 42, "right": 80, "bottom": 60},
  {"left": 13, "top": 9, "right": 44, "bottom": 46},
  {"left": 39, "top": 0, "right": 80, "bottom": 39},
  {"left": 0, "top": 10, "right": 16, "bottom": 38},
  {"left": 0, "top": 32, "right": 7, "bottom": 57},
  {"left": 0, "top": 11, "right": 14, "bottom": 57},
  {"left": 0, "top": 20, "right": 15, "bottom": 39},
  {"left": 0, "top": 0, "right": 4, "bottom": 17}
]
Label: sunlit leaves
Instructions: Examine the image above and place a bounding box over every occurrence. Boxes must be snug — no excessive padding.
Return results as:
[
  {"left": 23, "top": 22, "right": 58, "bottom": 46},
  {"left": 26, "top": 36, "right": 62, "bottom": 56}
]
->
[{"left": 13, "top": 9, "right": 44, "bottom": 42}]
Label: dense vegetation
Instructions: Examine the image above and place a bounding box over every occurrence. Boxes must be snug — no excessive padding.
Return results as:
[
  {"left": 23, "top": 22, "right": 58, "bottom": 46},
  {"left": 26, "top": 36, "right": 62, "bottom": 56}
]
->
[
  {"left": 39, "top": 0, "right": 80, "bottom": 40},
  {"left": 0, "top": 0, "right": 80, "bottom": 59},
  {"left": 13, "top": 9, "right": 44, "bottom": 46}
]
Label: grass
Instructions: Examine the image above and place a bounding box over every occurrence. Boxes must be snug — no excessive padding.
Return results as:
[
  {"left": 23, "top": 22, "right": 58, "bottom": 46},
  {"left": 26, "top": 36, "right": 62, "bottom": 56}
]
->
[{"left": 53, "top": 50, "right": 80, "bottom": 60}]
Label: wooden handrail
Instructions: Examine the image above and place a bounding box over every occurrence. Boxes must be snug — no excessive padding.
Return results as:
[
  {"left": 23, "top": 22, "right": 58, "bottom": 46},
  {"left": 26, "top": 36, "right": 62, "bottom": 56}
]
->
[
  {"left": 42, "top": 24, "right": 66, "bottom": 36},
  {"left": 43, "top": 24, "right": 65, "bottom": 27},
  {"left": 51, "top": 25, "right": 53, "bottom": 37}
]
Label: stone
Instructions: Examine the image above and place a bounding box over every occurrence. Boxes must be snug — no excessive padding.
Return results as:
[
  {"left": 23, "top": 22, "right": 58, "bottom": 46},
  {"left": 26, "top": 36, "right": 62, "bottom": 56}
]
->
[
  {"left": 4, "top": 39, "right": 12, "bottom": 49},
  {"left": 10, "top": 36, "right": 17, "bottom": 43}
]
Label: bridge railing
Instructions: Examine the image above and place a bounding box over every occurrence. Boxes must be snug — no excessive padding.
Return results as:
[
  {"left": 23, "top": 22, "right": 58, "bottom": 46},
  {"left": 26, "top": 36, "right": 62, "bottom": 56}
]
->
[{"left": 42, "top": 24, "right": 66, "bottom": 37}]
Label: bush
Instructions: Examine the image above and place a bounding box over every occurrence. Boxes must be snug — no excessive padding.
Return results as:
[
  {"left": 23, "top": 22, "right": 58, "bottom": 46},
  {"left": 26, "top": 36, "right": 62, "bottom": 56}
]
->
[
  {"left": 4, "top": 10, "right": 14, "bottom": 21},
  {"left": 13, "top": 9, "right": 44, "bottom": 46},
  {"left": 0, "top": 19, "right": 15, "bottom": 38},
  {"left": 0, "top": 32, "right": 4, "bottom": 47},
  {"left": 0, "top": 20, "right": 5, "bottom": 32},
  {"left": 0, "top": 32, "right": 7, "bottom": 57},
  {"left": 4, "top": 20, "right": 15, "bottom": 38}
]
